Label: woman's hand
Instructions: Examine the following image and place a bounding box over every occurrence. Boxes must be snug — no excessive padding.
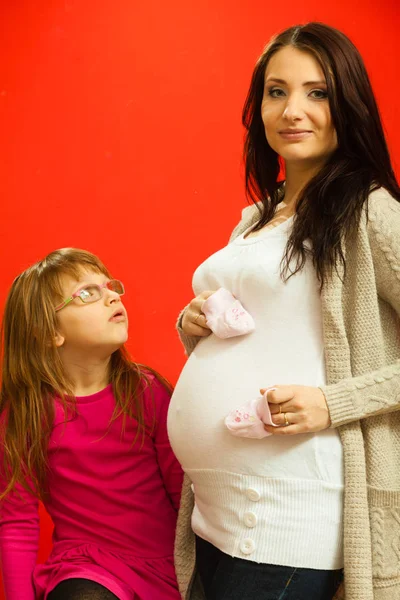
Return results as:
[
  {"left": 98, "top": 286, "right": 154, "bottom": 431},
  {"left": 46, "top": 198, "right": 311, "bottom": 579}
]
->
[
  {"left": 181, "top": 291, "right": 215, "bottom": 337},
  {"left": 262, "top": 385, "right": 331, "bottom": 435}
]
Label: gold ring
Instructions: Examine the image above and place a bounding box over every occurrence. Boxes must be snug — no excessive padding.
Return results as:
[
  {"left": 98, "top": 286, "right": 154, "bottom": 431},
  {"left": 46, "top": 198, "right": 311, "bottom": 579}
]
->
[
  {"left": 283, "top": 412, "right": 290, "bottom": 427},
  {"left": 194, "top": 313, "right": 202, "bottom": 324}
]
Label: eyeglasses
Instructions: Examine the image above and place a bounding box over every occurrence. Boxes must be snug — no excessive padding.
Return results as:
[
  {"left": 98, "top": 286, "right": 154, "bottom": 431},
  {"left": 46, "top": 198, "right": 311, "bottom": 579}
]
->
[{"left": 55, "top": 280, "right": 125, "bottom": 312}]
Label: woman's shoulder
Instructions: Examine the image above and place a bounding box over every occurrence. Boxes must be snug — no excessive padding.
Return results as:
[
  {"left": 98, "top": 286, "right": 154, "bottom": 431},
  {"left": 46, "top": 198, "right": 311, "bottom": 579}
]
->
[
  {"left": 363, "top": 188, "right": 400, "bottom": 275},
  {"left": 366, "top": 187, "right": 400, "bottom": 222},
  {"left": 364, "top": 188, "right": 400, "bottom": 251},
  {"left": 229, "top": 202, "right": 262, "bottom": 242},
  {"left": 239, "top": 202, "right": 263, "bottom": 224},
  {"left": 240, "top": 202, "right": 263, "bottom": 219}
]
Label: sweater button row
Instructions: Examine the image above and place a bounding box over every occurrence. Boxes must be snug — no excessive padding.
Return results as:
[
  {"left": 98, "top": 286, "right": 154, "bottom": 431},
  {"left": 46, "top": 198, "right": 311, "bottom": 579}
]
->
[
  {"left": 243, "top": 511, "right": 257, "bottom": 528},
  {"left": 245, "top": 487, "right": 261, "bottom": 502},
  {"left": 240, "top": 538, "right": 256, "bottom": 555}
]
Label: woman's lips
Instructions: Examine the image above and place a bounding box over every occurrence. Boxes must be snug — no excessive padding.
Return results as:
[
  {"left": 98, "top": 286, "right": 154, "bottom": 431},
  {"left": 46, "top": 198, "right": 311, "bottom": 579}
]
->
[{"left": 278, "top": 129, "right": 313, "bottom": 141}]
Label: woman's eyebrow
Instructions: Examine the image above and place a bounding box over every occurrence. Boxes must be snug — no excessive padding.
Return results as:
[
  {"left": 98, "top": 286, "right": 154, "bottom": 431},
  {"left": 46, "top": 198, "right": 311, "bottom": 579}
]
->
[{"left": 265, "top": 77, "right": 327, "bottom": 86}]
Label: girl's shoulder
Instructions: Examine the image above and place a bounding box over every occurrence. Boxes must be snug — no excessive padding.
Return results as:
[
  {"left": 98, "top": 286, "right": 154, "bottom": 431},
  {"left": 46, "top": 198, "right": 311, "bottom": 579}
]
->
[
  {"left": 138, "top": 367, "right": 172, "bottom": 408},
  {"left": 136, "top": 368, "right": 173, "bottom": 433}
]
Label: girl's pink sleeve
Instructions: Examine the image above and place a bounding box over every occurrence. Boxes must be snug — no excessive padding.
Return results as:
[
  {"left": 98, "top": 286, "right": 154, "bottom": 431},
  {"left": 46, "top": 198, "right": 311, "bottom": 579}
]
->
[
  {"left": 152, "top": 380, "right": 184, "bottom": 511},
  {"left": 0, "top": 480, "right": 39, "bottom": 600}
]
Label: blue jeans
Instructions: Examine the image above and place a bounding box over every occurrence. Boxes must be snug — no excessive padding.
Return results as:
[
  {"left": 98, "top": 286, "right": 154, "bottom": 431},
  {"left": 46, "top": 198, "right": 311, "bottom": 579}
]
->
[{"left": 195, "top": 536, "right": 343, "bottom": 600}]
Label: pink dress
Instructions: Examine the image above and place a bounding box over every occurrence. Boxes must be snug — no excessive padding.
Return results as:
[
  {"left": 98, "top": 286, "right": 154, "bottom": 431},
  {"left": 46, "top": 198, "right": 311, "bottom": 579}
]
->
[{"left": 0, "top": 375, "right": 183, "bottom": 600}]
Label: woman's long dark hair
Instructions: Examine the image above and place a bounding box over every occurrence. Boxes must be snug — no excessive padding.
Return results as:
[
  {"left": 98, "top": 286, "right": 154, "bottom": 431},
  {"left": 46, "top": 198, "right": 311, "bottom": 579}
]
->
[{"left": 243, "top": 22, "right": 400, "bottom": 283}]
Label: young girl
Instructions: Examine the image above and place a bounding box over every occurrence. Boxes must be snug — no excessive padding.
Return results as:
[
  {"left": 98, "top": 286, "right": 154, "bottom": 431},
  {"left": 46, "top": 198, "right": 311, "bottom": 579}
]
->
[{"left": 0, "top": 248, "right": 183, "bottom": 600}]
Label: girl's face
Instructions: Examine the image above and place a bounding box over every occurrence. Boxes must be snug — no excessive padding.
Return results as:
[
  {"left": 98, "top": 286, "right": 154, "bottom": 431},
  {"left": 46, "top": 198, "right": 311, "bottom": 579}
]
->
[
  {"left": 261, "top": 46, "right": 338, "bottom": 169},
  {"left": 55, "top": 270, "right": 128, "bottom": 359}
]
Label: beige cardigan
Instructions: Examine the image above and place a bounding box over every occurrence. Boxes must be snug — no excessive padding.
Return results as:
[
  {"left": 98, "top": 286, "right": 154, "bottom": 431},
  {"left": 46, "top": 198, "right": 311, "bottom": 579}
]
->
[{"left": 174, "top": 188, "right": 400, "bottom": 600}]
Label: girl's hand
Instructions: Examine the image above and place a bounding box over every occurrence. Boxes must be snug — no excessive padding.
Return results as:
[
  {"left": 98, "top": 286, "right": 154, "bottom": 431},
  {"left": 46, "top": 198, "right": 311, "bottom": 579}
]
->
[
  {"left": 181, "top": 291, "right": 215, "bottom": 337},
  {"left": 262, "top": 385, "right": 331, "bottom": 435}
]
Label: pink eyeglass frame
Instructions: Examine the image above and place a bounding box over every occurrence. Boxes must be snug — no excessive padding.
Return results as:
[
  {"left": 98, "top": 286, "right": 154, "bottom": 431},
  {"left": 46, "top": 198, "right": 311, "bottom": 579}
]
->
[{"left": 55, "top": 280, "right": 125, "bottom": 312}]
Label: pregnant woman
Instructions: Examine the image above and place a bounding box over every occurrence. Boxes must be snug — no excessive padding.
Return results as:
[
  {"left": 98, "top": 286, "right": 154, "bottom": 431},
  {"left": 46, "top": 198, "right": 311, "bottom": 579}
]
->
[{"left": 167, "top": 22, "right": 400, "bottom": 600}]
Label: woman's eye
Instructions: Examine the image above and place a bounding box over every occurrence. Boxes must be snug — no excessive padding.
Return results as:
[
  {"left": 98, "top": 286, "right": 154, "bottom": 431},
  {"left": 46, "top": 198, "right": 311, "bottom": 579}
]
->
[
  {"left": 268, "top": 88, "right": 285, "bottom": 98},
  {"left": 309, "top": 89, "right": 328, "bottom": 99}
]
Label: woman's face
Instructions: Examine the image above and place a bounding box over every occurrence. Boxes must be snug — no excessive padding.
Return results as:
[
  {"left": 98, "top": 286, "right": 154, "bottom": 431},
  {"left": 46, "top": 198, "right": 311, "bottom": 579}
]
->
[{"left": 261, "top": 46, "right": 338, "bottom": 169}]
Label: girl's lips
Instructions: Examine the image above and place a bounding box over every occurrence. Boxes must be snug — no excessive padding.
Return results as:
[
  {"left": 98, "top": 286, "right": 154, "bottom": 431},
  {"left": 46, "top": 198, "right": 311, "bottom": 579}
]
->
[
  {"left": 109, "top": 310, "right": 126, "bottom": 322},
  {"left": 110, "top": 314, "right": 126, "bottom": 322}
]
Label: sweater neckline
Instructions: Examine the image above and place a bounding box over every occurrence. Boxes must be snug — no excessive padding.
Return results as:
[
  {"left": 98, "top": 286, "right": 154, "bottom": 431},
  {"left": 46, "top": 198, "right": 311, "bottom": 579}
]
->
[{"left": 234, "top": 215, "right": 294, "bottom": 246}]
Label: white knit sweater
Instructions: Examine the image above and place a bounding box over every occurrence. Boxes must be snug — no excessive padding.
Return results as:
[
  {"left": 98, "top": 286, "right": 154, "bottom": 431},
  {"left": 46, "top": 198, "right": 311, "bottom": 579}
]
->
[{"left": 168, "top": 217, "right": 344, "bottom": 569}]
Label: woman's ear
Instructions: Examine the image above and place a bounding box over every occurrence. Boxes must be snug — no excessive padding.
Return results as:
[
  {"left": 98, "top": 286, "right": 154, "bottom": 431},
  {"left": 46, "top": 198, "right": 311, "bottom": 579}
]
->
[{"left": 54, "top": 331, "right": 65, "bottom": 347}]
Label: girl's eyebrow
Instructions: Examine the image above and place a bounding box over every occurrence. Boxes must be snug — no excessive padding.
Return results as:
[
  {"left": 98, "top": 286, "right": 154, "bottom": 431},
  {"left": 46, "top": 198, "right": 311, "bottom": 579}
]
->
[
  {"left": 71, "top": 278, "right": 107, "bottom": 294},
  {"left": 265, "top": 77, "right": 327, "bottom": 86}
]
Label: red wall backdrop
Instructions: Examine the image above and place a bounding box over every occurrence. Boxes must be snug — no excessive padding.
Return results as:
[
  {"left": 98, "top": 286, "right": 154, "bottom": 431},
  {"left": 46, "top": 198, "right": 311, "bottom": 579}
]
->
[{"left": 0, "top": 1, "right": 399, "bottom": 597}]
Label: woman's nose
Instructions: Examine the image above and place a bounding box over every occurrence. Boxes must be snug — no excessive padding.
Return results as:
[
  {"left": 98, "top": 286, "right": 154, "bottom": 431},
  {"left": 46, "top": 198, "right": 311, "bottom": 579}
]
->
[{"left": 282, "top": 96, "right": 304, "bottom": 121}]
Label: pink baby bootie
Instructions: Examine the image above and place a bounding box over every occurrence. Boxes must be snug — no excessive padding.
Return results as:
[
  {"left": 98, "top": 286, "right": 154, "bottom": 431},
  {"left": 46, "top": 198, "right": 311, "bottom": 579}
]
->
[
  {"left": 202, "top": 288, "right": 255, "bottom": 339},
  {"left": 225, "top": 389, "right": 278, "bottom": 439}
]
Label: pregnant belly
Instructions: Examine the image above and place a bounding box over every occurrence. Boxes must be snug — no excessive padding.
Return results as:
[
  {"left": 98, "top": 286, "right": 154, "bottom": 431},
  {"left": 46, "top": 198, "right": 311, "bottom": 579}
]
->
[
  {"left": 167, "top": 352, "right": 236, "bottom": 469},
  {"left": 167, "top": 345, "right": 343, "bottom": 484}
]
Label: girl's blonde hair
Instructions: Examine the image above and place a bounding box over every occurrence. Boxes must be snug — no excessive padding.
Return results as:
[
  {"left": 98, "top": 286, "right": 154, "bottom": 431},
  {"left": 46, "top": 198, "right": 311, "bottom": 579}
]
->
[{"left": 0, "top": 248, "right": 170, "bottom": 500}]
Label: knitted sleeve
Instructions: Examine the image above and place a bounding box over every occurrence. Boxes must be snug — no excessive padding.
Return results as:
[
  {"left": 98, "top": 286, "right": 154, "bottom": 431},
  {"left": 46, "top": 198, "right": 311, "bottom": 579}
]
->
[
  {"left": 322, "top": 190, "right": 400, "bottom": 427},
  {"left": 176, "top": 305, "right": 202, "bottom": 357}
]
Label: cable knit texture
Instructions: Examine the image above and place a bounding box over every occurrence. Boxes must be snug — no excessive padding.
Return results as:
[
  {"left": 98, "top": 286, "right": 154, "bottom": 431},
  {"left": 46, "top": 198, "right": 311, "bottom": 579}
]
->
[{"left": 174, "top": 189, "right": 400, "bottom": 600}]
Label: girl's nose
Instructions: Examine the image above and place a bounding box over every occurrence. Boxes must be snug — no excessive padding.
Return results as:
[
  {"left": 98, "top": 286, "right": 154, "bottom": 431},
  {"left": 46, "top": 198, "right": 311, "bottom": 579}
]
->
[{"left": 105, "top": 290, "right": 121, "bottom": 305}]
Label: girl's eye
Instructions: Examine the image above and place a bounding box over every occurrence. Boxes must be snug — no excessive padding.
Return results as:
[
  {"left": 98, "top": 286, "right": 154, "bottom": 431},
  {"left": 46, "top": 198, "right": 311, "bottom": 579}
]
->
[
  {"left": 268, "top": 88, "right": 286, "bottom": 98},
  {"left": 309, "top": 89, "right": 328, "bottom": 99},
  {"left": 79, "top": 289, "right": 92, "bottom": 300},
  {"left": 79, "top": 285, "right": 98, "bottom": 300}
]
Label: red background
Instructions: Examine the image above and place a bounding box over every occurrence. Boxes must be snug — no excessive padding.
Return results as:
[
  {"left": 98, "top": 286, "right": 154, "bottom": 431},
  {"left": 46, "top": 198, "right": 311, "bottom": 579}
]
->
[{"left": 0, "top": 1, "right": 399, "bottom": 596}]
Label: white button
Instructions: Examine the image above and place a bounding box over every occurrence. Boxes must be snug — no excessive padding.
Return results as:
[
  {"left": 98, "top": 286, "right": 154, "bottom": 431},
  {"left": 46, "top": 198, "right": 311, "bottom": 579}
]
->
[
  {"left": 243, "top": 511, "right": 257, "bottom": 528},
  {"left": 246, "top": 487, "right": 261, "bottom": 502},
  {"left": 240, "top": 538, "right": 255, "bottom": 555}
]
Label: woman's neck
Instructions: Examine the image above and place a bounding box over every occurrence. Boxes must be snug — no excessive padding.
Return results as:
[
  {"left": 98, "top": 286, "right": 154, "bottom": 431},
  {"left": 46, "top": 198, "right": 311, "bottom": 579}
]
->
[{"left": 283, "top": 161, "right": 325, "bottom": 209}]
